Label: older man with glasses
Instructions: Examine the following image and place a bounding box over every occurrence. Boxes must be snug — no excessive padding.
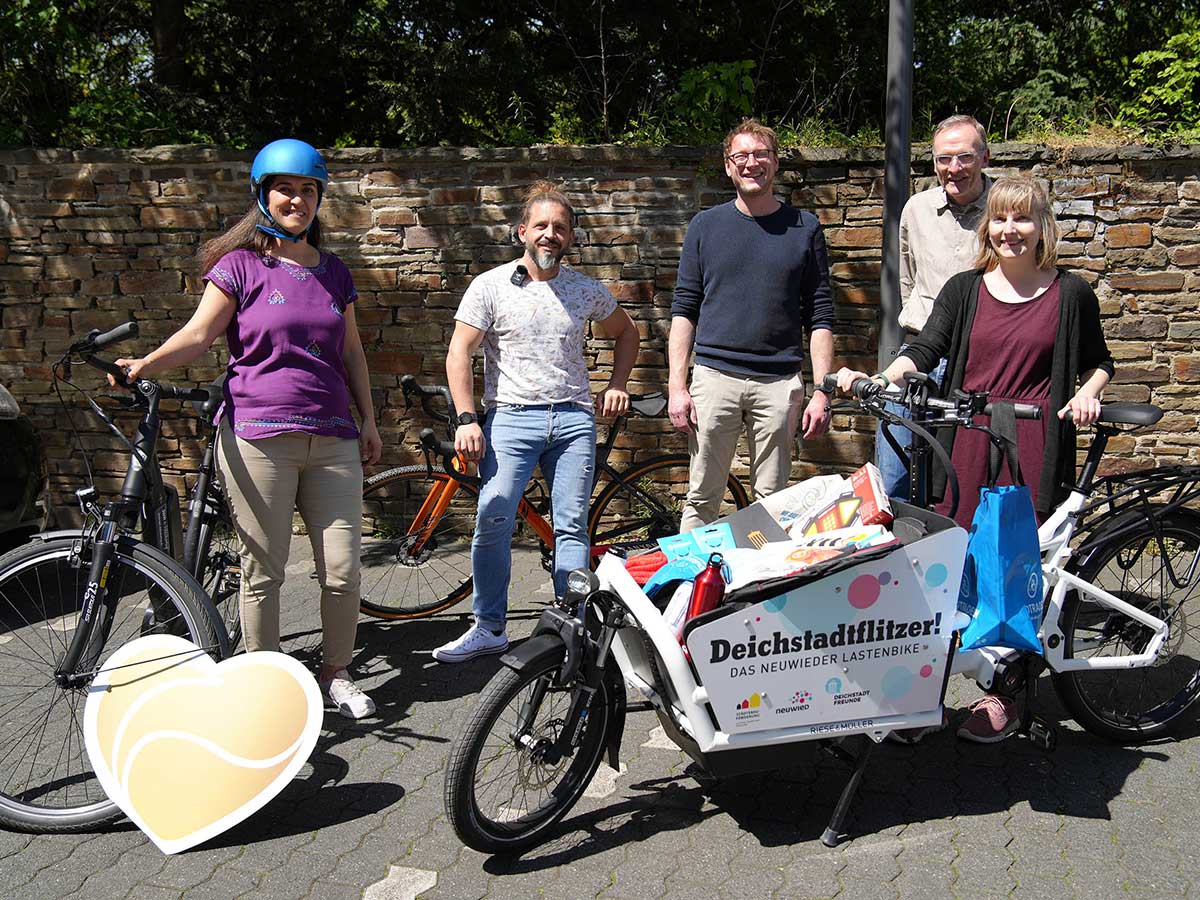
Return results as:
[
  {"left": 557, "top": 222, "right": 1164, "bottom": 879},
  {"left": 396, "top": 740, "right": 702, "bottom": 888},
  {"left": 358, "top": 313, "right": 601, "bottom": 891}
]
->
[
  {"left": 668, "top": 118, "right": 835, "bottom": 532},
  {"left": 876, "top": 114, "right": 992, "bottom": 502}
]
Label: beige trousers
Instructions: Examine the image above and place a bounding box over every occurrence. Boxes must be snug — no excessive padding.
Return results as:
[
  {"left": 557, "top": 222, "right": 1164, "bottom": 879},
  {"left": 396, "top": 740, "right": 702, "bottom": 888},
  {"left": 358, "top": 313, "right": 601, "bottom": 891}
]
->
[
  {"left": 217, "top": 422, "right": 363, "bottom": 668},
  {"left": 681, "top": 364, "right": 804, "bottom": 532}
]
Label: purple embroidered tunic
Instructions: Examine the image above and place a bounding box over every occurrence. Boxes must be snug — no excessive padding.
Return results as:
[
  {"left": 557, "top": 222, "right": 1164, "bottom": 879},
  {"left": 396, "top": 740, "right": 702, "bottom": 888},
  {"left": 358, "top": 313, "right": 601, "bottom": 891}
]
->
[{"left": 204, "top": 249, "right": 359, "bottom": 440}]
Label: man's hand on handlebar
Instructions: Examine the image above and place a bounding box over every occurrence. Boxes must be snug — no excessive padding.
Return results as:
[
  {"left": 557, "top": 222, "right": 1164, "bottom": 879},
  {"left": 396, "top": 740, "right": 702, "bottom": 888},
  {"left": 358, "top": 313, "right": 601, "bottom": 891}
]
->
[
  {"left": 596, "top": 386, "right": 630, "bottom": 418},
  {"left": 1059, "top": 392, "right": 1102, "bottom": 426},
  {"left": 455, "top": 423, "right": 486, "bottom": 461}
]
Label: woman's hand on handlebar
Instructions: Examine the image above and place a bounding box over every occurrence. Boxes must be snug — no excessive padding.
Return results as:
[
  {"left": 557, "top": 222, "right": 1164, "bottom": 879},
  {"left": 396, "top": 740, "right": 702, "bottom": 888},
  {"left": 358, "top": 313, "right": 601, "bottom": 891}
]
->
[
  {"left": 455, "top": 423, "right": 486, "bottom": 462},
  {"left": 108, "top": 357, "right": 146, "bottom": 387},
  {"left": 834, "top": 367, "right": 872, "bottom": 394},
  {"left": 1059, "top": 392, "right": 1102, "bottom": 426}
]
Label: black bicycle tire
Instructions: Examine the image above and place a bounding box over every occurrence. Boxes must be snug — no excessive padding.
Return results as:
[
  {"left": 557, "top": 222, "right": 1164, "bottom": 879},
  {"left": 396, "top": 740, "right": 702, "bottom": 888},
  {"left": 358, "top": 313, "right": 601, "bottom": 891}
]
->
[
  {"left": 588, "top": 453, "right": 751, "bottom": 551},
  {"left": 0, "top": 535, "right": 220, "bottom": 832},
  {"left": 443, "top": 657, "right": 610, "bottom": 853},
  {"left": 1053, "top": 512, "right": 1200, "bottom": 743},
  {"left": 359, "top": 466, "right": 479, "bottom": 620}
]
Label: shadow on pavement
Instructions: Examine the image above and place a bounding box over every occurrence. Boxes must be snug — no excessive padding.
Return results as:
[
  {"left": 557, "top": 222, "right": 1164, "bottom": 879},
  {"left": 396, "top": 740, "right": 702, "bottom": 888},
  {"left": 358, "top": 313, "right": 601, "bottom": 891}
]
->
[{"left": 480, "top": 678, "right": 1170, "bottom": 871}]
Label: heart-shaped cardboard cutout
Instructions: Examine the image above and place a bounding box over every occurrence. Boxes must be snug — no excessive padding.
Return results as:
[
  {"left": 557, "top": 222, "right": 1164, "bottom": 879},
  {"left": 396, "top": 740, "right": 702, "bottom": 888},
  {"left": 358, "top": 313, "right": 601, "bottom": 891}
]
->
[{"left": 84, "top": 635, "right": 323, "bottom": 854}]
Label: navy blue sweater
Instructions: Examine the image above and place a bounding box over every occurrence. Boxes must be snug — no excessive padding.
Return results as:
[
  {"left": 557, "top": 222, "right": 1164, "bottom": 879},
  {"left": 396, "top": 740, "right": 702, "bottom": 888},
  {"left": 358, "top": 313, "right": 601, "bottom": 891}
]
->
[{"left": 672, "top": 200, "right": 835, "bottom": 377}]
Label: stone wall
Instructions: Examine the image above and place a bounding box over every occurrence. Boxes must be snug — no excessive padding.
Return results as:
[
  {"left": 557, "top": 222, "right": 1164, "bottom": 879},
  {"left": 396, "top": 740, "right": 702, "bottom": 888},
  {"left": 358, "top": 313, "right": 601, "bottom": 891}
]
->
[{"left": 1, "top": 144, "right": 1198, "bottom": 522}]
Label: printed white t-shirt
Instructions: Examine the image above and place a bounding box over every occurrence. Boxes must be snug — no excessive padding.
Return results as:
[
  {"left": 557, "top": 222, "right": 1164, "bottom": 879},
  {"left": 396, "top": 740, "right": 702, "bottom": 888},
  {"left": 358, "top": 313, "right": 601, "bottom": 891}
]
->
[{"left": 454, "top": 260, "right": 619, "bottom": 408}]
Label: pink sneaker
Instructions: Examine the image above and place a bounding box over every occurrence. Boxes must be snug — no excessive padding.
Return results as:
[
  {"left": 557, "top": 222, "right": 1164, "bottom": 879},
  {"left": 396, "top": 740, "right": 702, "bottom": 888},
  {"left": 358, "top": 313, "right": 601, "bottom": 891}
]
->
[{"left": 957, "top": 694, "right": 1019, "bottom": 744}]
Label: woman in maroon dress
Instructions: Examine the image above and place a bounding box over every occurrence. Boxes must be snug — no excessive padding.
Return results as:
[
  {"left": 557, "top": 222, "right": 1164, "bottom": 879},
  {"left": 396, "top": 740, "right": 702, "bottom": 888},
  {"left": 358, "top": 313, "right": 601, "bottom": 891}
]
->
[{"left": 836, "top": 174, "right": 1114, "bottom": 742}]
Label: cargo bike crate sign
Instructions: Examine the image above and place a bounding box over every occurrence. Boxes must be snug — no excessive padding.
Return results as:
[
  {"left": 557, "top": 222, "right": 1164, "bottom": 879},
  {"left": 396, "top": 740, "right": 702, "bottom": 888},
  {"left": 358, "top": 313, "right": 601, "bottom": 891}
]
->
[{"left": 685, "top": 521, "right": 967, "bottom": 736}]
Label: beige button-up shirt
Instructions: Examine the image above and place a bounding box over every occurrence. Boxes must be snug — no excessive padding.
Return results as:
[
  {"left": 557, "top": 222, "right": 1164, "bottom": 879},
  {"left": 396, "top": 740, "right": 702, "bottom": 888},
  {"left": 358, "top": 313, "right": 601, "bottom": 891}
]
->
[{"left": 898, "top": 176, "right": 991, "bottom": 333}]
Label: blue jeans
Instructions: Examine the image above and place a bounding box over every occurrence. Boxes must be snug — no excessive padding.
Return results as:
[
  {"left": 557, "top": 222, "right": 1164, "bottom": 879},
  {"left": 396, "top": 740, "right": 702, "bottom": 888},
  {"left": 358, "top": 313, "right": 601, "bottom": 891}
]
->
[
  {"left": 471, "top": 404, "right": 596, "bottom": 631},
  {"left": 875, "top": 349, "right": 948, "bottom": 502}
]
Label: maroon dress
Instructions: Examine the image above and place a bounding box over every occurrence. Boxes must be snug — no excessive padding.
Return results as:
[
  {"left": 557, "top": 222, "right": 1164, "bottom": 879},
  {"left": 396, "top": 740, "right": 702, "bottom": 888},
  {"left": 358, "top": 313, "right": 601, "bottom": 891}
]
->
[{"left": 935, "top": 276, "right": 1062, "bottom": 528}]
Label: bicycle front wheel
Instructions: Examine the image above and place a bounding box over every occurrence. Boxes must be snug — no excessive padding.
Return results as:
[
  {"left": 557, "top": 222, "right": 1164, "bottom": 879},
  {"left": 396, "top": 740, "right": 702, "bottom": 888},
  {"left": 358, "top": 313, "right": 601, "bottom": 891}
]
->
[
  {"left": 588, "top": 453, "right": 751, "bottom": 554},
  {"left": 0, "top": 535, "right": 220, "bottom": 832},
  {"left": 359, "top": 466, "right": 479, "bottom": 620},
  {"left": 443, "top": 657, "right": 611, "bottom": 854},
  {"left": 1054, "top": 512, "right": 1200, "bottom": 742}
]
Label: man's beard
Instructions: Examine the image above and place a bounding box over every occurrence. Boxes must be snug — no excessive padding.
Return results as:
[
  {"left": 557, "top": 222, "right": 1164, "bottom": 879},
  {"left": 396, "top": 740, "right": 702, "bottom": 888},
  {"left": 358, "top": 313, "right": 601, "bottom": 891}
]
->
[{"left": 528, "top": 241, "right": 564, "bottom": 270}]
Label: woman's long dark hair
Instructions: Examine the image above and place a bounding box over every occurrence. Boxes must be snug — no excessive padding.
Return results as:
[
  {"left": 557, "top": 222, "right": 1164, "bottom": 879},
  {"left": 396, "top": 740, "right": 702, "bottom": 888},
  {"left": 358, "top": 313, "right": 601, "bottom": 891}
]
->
[{"left": 200, "top": 190, "right": 323, "bottom": 273}]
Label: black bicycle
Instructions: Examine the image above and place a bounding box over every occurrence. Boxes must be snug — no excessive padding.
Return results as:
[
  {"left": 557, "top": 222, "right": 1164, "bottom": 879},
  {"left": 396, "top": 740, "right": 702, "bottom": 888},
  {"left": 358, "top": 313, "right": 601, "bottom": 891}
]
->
[{"left": 0, "top": 323, "right": 230, "bottom": 833}]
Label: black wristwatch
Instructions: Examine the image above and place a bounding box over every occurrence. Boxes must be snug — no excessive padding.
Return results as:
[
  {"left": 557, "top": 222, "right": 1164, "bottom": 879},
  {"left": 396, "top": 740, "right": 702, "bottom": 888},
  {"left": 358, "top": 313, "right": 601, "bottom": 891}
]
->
[{"left": 456, "top": 412, "right": 478, "bottom": 426}]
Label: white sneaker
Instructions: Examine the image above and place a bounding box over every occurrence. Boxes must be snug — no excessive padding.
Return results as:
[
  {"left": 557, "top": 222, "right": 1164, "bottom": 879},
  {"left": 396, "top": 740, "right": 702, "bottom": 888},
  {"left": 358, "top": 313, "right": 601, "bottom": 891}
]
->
[
  {"left": 321, "top": 669, "right": 376, "bottom": 719},
  {"left": 432, "top": 624, "right": 509, "bottom": 663}
]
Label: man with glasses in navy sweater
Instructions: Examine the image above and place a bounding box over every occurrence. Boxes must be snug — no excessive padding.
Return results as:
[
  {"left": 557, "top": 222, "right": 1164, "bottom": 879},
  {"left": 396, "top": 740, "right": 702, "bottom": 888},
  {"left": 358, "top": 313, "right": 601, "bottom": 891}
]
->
[{"left": 668, "top": 118, "right": 836, "bottom": 532}]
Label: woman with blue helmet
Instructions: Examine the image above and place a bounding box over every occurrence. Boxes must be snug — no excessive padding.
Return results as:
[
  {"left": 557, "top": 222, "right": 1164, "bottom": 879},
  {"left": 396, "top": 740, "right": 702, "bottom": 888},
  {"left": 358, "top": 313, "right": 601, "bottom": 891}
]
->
[{"left": 116, "top": 138, "right": 381, "bottom": 718}]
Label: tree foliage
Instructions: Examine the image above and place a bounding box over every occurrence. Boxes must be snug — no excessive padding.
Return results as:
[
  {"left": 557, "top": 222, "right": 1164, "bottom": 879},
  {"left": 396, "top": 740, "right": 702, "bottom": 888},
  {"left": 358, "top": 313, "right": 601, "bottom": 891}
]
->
[{"left": 2, "top": 0, "right": 1198, "bottom": 148}]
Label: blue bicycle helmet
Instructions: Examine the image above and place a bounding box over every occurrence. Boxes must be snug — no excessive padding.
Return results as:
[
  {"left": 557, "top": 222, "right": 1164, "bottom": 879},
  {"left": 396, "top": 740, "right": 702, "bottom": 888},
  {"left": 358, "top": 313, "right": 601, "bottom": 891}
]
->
[{"left": 250, "top": 139, "right": 328, "bottom": 242}]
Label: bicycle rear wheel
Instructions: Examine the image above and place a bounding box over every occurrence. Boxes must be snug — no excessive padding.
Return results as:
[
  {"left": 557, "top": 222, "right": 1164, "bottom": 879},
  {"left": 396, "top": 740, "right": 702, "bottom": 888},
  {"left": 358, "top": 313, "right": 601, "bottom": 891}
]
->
[
  {"left": 0, "top": 535, "right": 220, "bottom": 832},
  {"left": 359, "top": 466, "right": 479, "bottom": 620},
  {"left": 1054, "top": 512, "right": 1200, "bottom": 742},
  {"left": 588, "top": 453, "right": 751, "bottom": 555}
]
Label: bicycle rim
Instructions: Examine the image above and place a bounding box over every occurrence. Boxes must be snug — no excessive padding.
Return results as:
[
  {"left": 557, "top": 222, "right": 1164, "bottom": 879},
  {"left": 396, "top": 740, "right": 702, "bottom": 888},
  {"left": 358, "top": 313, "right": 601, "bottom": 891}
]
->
[
  {"left": 0, "top": 536, "right": 217, "bottom": 831},
  {"left": 359, "top": 467, "right": 478, "bottom": 619},
  {"left": 1056, "top": 514, "right": 1200, "bottom": 741},
  {"left": 589, "top": 454, "right": 749, "bottom": 555}
]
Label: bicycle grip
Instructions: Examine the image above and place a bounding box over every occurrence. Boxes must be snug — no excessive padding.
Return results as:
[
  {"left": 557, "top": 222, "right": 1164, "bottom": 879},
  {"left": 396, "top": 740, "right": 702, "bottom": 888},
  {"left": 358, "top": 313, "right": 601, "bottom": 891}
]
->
[
  {"left": 90, "top": 321, "right": 140, "bottom": 351},
  {"left": 819, "top": 373, "right": 880, "bottom": 399},
  {"left": 984, "top": 401, "right": 1042, "bottom": 420},
  {"left": 853, "top": 377, "right": 883, "bottom": 400}
]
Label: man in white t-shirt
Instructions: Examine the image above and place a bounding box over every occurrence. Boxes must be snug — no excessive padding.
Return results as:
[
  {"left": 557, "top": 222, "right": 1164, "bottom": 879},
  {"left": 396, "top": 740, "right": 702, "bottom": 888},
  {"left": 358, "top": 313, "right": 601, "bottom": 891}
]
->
[{"left": 433, "top": 183, "right": 639, "bottom": 663}]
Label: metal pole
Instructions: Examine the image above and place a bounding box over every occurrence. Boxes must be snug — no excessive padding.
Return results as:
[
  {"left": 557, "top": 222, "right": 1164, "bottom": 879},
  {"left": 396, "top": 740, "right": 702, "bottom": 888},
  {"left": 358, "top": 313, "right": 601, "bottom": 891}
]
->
[{"left": 879, "top": 0, "right": 914, "bottom": 370}]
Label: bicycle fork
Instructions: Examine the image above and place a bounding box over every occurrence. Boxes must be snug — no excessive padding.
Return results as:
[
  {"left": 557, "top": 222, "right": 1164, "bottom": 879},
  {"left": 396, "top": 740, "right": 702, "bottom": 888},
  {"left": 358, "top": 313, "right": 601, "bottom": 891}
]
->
[{"left": 54, "top": 523, "right": 120, "bottom": 688}]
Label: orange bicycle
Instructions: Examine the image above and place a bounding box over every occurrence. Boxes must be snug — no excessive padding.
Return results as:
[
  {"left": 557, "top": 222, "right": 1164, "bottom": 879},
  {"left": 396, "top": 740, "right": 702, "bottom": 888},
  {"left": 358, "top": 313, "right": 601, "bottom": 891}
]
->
[{"left": 358, "top": 376, "right": 751, "bottom": 620}]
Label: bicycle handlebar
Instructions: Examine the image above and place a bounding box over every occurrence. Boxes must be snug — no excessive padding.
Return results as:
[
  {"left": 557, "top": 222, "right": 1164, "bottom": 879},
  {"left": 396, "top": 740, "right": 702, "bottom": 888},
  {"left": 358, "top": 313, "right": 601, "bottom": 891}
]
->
[
  {"left": 70, "top": 321, "right": 140, "bottom": 355},
  {"left": 401, "top": 374, "right": 457, "bottom": 422},
  {"left": 820, "top": 373, "right": 1042, "bottom": 421}
]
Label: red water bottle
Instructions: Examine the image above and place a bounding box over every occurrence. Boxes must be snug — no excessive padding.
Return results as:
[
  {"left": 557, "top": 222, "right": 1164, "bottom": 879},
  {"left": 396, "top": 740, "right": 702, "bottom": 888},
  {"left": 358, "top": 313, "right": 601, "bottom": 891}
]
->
[{"left": 687, "top": 552, "right": 727, "bottom": 621}]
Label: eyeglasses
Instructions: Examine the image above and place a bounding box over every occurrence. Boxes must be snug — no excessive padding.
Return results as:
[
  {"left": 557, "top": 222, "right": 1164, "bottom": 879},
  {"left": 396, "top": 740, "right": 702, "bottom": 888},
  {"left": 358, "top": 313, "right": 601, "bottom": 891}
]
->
[
  {"left": 934, "top": 152, "right": 978, "bottom": 167},
  {"left": 726, "top": 149, "right": 775, "bottom": 165}
]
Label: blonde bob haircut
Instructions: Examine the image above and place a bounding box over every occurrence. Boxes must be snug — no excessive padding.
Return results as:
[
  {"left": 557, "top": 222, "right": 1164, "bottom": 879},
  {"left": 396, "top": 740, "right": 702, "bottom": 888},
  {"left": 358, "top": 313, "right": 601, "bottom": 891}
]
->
[{"left": 973, "top": 174, "right": 1059, "bottom": 271}]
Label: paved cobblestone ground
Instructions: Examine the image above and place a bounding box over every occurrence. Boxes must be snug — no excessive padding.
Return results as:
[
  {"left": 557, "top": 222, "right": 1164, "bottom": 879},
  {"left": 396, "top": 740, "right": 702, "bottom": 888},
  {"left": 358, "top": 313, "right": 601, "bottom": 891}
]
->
[{"left": 4, "top": 538, "right": 1200, "bottom": 899}]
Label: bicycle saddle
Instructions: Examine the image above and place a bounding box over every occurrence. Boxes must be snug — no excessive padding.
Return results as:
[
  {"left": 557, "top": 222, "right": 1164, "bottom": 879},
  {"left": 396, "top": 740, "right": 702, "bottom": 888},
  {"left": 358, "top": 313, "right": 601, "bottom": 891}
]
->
[
  {"left": 630, "top": 391, "right": 667, "bottom": 417},
  {"left": 191, "top": 374, "right": 228, "bottom": 425},
  {"left": 1097, "top": 402, "right": 1163, "bottom": 427}
]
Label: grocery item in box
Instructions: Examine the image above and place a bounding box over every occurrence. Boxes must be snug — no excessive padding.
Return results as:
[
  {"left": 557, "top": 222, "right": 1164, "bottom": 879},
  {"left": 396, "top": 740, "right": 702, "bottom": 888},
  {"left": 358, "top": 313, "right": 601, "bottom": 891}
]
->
[
  {"left": 756, "top": 475, "right": 848, "bottom": 532},
  {"left": 850, "top": 461, "right": 894, "bottom": 525}
]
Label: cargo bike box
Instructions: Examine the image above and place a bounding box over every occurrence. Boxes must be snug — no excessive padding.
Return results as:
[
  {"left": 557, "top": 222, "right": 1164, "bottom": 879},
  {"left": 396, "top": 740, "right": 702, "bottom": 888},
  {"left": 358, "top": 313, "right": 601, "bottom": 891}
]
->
[{"left": 600, "top": 501, "right": 967, "bottom": 845}]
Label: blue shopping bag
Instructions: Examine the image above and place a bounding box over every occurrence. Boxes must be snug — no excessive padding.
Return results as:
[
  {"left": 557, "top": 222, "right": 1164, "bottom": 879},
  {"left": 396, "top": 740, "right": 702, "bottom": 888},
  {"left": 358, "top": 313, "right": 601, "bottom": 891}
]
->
[{"left": 957, "top": 403, "right": 1044, "bottom": 654}]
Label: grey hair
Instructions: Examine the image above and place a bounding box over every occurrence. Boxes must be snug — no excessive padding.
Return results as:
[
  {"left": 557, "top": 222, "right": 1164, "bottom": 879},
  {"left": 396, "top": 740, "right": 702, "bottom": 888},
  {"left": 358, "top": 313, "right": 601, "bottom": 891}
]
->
[{"left": 932, "top": 114, "right": 988, "bottom": 152}]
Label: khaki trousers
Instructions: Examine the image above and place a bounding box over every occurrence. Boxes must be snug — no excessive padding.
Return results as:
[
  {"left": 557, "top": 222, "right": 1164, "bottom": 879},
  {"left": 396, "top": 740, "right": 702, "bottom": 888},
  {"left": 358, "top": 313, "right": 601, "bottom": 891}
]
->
[
  {"left": 681, "top": 364, "right": 804, "bottom": 533},
  {"left": 217, "top": 422, "right": 363, "bottom": 668}
]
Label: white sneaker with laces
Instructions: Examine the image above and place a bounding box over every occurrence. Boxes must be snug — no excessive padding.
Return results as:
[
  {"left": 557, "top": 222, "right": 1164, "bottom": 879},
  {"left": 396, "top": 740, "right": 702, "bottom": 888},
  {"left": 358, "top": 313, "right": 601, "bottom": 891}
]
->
[
  {"left": 321, "top": 669, "right": 376, "bottom": 719},
  {"left": 433, "top": 624, "right": 509, "bottom": 663}
]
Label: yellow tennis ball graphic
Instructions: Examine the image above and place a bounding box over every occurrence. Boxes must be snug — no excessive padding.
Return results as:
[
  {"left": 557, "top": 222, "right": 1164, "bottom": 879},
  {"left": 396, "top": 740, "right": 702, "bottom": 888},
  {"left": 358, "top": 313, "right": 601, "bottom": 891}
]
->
[{"left": 85, "top": 635, "right": 323, "bottom": 854}]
